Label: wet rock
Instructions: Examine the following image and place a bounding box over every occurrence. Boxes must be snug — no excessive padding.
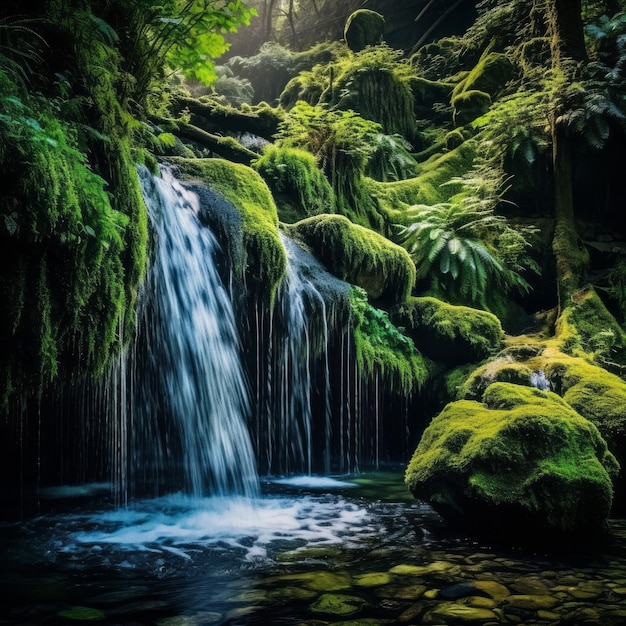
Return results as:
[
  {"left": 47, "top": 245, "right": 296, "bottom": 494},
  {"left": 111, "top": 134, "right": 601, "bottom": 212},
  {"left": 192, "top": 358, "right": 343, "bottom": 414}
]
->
[
  {"left": 505, "top": 594, "right": 559, "bottom": 610},
  {"left": 275, "top": 571, "right": 351, "bottom": 591},
  {"left": 510, "top": 576, "right": 551, "bottom": 595},
  {"left": 58, "top": 606, "right": 105, "bottom": 621},
  {"left": 386, "top": 583, "right": 427, "bottom": 600},
  {"left": 472, "top": 580, "right": 511, "bottom": 601},
  {"left": 309, "top": 593, "right": 367, "bottom": 616},
  {"left": 561, "top": 606, "right": 602, "bottom": 624},
  {"left": 398, "top": 601, "right": 424, "bottom": 622},
  {"left": 423, "top": 602, "right": 497, "bottom": 623},
  {"left": 267, "top": 586, "right": 316, "bottom": 601},
  {"left": 355, "top": 572, "right": 392, "bottom": 587},
  {"left": 439, "top": 582, "right": 479, "bottom": 600}
]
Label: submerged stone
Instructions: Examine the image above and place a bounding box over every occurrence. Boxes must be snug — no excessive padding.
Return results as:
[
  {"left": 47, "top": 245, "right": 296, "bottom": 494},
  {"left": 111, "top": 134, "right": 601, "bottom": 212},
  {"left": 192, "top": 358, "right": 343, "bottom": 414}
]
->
[
  {"left": 309, "top": 593, "right": 367, "bottom": 615},
  {"left": 424, "top": 602, "right": 497, "bottom": 623},
  {"left": 355, "top": 572, "right": 392, "bottom": 587},
  {"left": 275, "top": 571, "right": 352, "bottom": 591},
  {"left": 58, "top": 606, "right": 105, "bottom": 621}
]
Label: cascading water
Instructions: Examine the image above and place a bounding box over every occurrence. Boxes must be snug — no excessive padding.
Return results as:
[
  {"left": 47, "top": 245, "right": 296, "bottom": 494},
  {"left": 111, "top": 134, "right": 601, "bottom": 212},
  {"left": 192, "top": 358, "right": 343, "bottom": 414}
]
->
[
  {"left": 255, "top": 233, "right": 351, "bottom": 477},
  {"left": 136, "top": 165, "right": 259, "bottom": 498}
]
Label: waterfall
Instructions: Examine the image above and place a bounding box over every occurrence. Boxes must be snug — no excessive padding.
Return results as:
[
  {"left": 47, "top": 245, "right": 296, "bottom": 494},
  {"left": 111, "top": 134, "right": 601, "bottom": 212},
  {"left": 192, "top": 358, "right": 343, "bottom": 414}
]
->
[
  {"left": 136, "top": 165, "right": 259, "bottom": 498},
  {"left": 256, "top": 234, "right": 350, "bottom": 476}
]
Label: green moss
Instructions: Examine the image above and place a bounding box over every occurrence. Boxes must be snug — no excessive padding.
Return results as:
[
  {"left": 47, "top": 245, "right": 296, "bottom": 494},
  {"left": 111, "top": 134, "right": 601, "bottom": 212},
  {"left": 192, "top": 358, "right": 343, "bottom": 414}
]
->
[
  {"left": 170, "top": 157, "right": 286, "bottom": 302},
  {"left": 452, "top": 43, "right": 514, "bottom": 99},
  {"left": 288, "top": 214, "right": 415, "bottom": 302},
  {"left": 452, "top": 90, "right": 492, "bottom": 127},
  {"left": 542, "top": 354, "right": 626, "bottom": 455},
  {"left": 392, "top": 297, "right": 503, "bottom": 365},
  {"left": 252, "top": 145, "right": 334, "bottom": 223},
  {"left": 406, "top": 382, "right": 617, "bottom": 542},
  {"left": 344, "top": 9, "right": 385, "bottom": 52},
  {"left": 409, "top": 77, "right": 455, "bottom": 111},
  {"left": 555, "top": 285, "right": 626, "bottom": 365},
  {"left": 368, "top": 140, "right": 477, "bottom": 224},
  {"left": 349, "top": 288, "right": 430, "bottom": 393},
  {"left": 276, "top": 102, "right": 385, "bottom": 230},
  {"left": 0, "top": 49, "right": 147, "bottom": 407},
  {"left": 331, "top": 48, "right": 416, "bottom": 138}
]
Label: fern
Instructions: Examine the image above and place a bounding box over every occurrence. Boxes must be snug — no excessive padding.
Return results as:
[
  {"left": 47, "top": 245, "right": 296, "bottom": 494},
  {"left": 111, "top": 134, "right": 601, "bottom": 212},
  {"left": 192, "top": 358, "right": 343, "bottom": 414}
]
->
[{"left": 395, "top": 161, "right": 538, "bottom": 308}]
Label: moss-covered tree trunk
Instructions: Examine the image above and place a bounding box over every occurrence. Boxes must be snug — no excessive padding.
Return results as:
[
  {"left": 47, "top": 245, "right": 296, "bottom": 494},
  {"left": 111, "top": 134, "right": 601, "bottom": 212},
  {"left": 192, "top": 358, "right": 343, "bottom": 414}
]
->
[{"left": 547, "top": 0, "right": 588, "bottom": 313}]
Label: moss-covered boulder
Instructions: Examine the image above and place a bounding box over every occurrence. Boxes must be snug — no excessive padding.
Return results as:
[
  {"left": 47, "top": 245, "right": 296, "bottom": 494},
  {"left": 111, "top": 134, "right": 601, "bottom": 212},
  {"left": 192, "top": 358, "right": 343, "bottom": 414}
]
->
[
  {"left": 452, "top": 89, "right": 492, "bottom": 127},
  {"left": 288, "top": 214, "right": 416, "bottom": 303},
  {"left": 253, "top": 146, "right": 334, "bottom": 223},
  {"left": 556, "top": 285, "right": 626, "bottom": 366},
  {"left": 368, "top": 140, "right": 477, "bottom": 223},
  {"left": 392, "top": 297, "right": 503, "bottom": 365},
  {"left": 406, "top": 382, "right": 618, "bottom": 545},
  {"left": 543, "top": 355, "right": 626, "bottom": 513},
  {"left": 344, "top": 10, "right": 385, "bottom": 52},
  {"left": 332, "top": 64, "right": 416, "bottom": 138},
  {"left": 169, "top": 157, "right": 286, "bottom": 302},
  {"left": 452, "top": 50, "right": 514, "bottom": 99}
]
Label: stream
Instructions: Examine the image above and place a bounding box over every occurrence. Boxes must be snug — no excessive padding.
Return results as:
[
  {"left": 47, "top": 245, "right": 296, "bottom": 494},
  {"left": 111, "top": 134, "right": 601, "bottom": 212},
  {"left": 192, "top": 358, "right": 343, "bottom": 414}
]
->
[{"left": 2, "top": 470, "right": 626, "bottom": 625}]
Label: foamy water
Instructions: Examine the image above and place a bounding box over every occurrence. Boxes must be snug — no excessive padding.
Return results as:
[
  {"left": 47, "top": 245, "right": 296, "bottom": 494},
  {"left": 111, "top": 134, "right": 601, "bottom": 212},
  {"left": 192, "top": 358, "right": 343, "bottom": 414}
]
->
[{"left": 49, "top": 488, "right": 375, "bottom": 564}]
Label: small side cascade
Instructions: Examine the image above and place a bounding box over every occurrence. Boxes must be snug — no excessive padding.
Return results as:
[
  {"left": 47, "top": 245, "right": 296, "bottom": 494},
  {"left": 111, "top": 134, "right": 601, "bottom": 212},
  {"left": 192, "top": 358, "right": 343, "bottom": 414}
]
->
[
  {"left": 530, "top": 370, "right": 551, "bottom": 391},
  {"left": 135, "top": 165, "right": 259, "bottom": 498},
  {"left": 259, "top": 234, "right": 349, "bottom": 476}
]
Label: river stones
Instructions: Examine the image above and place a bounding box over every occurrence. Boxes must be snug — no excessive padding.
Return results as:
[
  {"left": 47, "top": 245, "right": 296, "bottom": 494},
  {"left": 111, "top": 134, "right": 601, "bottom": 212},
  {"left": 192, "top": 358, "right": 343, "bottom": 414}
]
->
[
  {"left": 309, "top": 593, "right": 367, "bottom": 615},
  {"left": 355, "top": 572, "right": 392, "bottom": 587},
  {"left": 422, "top": 601, "right": 497, "bottom": 623}
]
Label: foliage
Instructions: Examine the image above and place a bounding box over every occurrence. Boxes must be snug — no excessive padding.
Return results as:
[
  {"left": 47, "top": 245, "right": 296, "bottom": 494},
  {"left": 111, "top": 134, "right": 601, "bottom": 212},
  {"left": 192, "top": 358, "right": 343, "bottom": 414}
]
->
[
  {"left": 395, "top": 161, "right": 539, "bottom": 308},
  {"left": 229, "top": 40, "right": 342, "bottom": 104},
  {"left": 0, "top": 73, "right": 133, "bottom": 407},
  {"left": 349, "top": 287, "right": 429, "bottom": 393},
  {"left": 289, "top": 214, "right": 416, "bottom": 303},
  {"left": 406, "top": 381, "right": 618, "bottom": 543},
  {"left": 209, "top": 65, "right": 254, "bottom": 105},
  {"left": 112, "top": 0, "right": 257, "bottom": 101},
  {"left": 365, "top": 134, "right": 418, "bottom": 182},
  {"left": 608, "top": 258, "right": 626, "bottom": 328},
  {"left": 0, "top": 14, "right": 45, "bottom": 86},
  {"left": 253, "top": 145, "right": 334, "bottom": 223},
  {"left": 472, "top": 84, "right": 551, "bottom": 190},
  {"left": 276, "top": 101, "right": 383, "bottom": 229}
]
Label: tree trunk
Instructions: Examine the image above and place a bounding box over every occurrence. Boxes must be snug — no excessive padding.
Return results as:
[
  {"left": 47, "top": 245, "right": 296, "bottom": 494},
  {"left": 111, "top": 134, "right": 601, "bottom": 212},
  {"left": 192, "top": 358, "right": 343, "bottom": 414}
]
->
[
  {"left": 548, "top": 0, "right": 588, "bottom": 64},
  {"left": 551, "top": 121, "right": 588, "bottom": 309},
  {"left": 547, "top": 0, "right": 588, "bottom": 314}
]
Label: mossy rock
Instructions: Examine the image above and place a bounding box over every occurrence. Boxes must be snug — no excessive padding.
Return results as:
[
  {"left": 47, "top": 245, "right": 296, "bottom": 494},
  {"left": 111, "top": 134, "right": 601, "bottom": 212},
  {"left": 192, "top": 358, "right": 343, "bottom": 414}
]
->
[
  {"left": 405, "top": 382, "right": 618, "bottom": 545},
  {"left": 289, "top": 214, "right": 416, "bottom": 303},
  {"left": 408, "top": 77, "right": 454, "bottom": 112},
  {"left": 556, "top": 285, "right": 626, "bottom": 366},
  {"left": 310, "top": 593, "right": 367, "bottom": 616},
  {"left": 368, "top": 140, "right": 477, "bottom": 223},
  {"left": 543, "top": 355, "right": 626, "bottom": 512},
  {"left": 452, "top": 89, "right": 491, "bottom": 127},
  {"left": 344, "top": 10, "right": 385, "bottom": 52},
  {"left": 391, "top": 297, "right": 503, "bottom": 365},
  {"left": 169, "top": 157, "right": 286, "bottom": 302},
  {"left": 452, "top": 51, "right": 514, "bottom": 99},
  {"left": 253, "top": 146, "right": 334, "bottom": 223},
  {"left": 332, "top": 65, "right": 416, "bottom": 138}
]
